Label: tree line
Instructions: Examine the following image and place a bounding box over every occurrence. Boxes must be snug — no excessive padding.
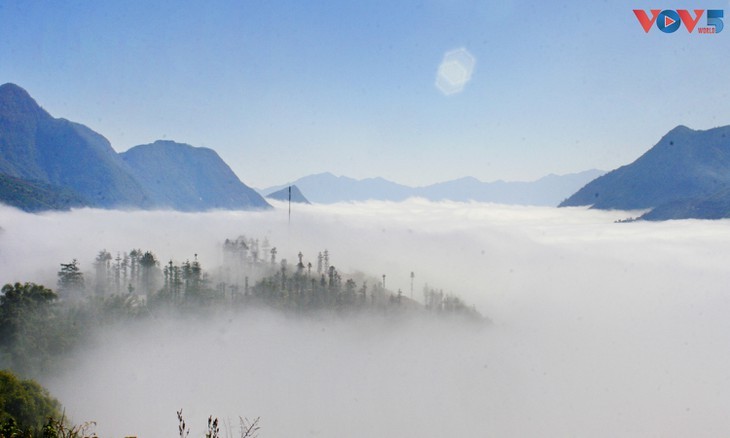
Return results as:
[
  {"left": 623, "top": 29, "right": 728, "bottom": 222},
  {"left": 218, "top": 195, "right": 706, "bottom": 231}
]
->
[
  {"left": 0, "top": 235, "right": 484, "bottom": 435},
  {"left": 6, "top": 235, "right": 484, "bottom": 377}
]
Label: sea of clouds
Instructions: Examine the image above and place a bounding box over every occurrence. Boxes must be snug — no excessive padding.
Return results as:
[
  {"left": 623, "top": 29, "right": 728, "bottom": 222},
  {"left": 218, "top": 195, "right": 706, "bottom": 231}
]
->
[{"left": 2, "top": 200, "right": 730, "bottom": 437}]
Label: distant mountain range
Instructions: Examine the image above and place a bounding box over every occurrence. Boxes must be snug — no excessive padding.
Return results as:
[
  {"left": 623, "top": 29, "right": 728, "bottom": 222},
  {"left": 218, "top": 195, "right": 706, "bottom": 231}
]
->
[
  {"left": 0, "top": 83, "right": 270, "bottom": 211},
  {"left": 262, "top": 170, "right": 605, "bottom": 206},
  {"left": 6, "top": 83, "right": 730, "bottom": 220},
  {"left": 560, "top": 125, "right": 730, "bottom": 220}
]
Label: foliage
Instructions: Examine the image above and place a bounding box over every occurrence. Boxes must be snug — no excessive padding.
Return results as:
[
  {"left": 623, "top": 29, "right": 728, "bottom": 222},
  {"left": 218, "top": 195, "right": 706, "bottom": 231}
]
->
[
  {"left": 0, "top": 173, "right": 87, "bottom": 213},
  {"left": 39, "top": 416, "right": 97, "bottom": 438},
  {"left": 56, "top": 262, "right": 84, "bottom": 300},
  {"left": 0, "top": 284, "right": 60, "bottom": 376},
  {"left": 1, "top": 239, "right": 485, "bottom": 381},
  {"left": 0, "top": 236, "right": 487, "bottom": 437},
  {"left": 177, "top": 410, "right": 259, "bottom": 438},
  {"left": 177, "top": 410, "right": 189, "bottom": 438},
  {"left": 204, "top": 416, "right": 219, "bottom": 438},
  {"left": 0, "top": 370, "right": 61, "bottom": 434}
]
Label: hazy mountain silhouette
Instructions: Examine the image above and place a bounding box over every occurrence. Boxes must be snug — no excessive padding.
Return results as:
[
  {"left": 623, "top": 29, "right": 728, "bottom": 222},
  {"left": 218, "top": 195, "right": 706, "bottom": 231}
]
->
[
  {"left": 266, "top": 185, "right": 310, "bottom": 204},
  {"left": 0, "top": 83, "right": 149, "bottom": 207},
  {"left": 560, "top": 125, "right": 730, "bottom": 219},
  {"left": 120, "top": 140, "right": 270, "bottom": 211},
  {"left": 263, "top": 170, "right": 604, "bottom": 206},
  {"left": 419, "top": 171, "right": 605, "bottom": 205},
  {"left": 263, "top": 173, "right": 413, "bottom": 203},
  {"left": 0, "top": 83, "right": 269, "bottom": 212}
]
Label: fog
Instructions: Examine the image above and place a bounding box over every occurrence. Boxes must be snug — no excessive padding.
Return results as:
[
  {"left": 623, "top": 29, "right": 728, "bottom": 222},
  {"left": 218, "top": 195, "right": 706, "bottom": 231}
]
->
[{"left": 2, "top": 200, "right": 730, "bottom": 436}]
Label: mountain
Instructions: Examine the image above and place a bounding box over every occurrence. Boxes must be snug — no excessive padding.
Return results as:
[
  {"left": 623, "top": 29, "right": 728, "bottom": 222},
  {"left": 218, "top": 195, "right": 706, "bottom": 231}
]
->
[
  {"left": 416, "top": 170, "right": 605, "bottom": 205},
  {"left": 120, "top": 140, "right": 270, "bottom": 211},
  {"left": 266, "top": 185, "right": 310, "bottom": 204},
  {"left": 639, "top": 189, "right": 730, "bottom": 221},
  {"left": 0, "top": 83, "right": 150, "bottom": 207},
  {"left": 263, "top": 173, "right": 414, "bottom": 203},
  {"left": 0, "top": 83, "right": 269, "bottom": 212},
  {"left": 0, "top": 173, "right": 88, "bottom": 212},
  {"left": 559, "top": 125, "right": 730, "bottom": 219},
  {"left": 263, "top": 170, "right": 604, "bottom": 206}
]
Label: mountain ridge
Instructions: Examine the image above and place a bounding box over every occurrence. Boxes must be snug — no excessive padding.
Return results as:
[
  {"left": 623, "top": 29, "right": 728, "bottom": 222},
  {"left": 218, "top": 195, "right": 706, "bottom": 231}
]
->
[
  {"left": 262, "top": 169, "right": 606, "bottom": 206},
  {"left": 120, "top": 140, "right": 270, "bottom": 211},
  {"left": 0, "top": 83, "right": 150, "bottom": 207},
  {"left": 0, "top": 83, "right": 269, "bottom": 212},
  {"left": 560, "top": 125, "right": 730, "bottom": 219}
]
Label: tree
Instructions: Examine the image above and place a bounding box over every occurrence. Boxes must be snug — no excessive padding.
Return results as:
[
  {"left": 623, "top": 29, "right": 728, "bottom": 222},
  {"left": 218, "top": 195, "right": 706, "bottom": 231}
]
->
[
  {"left": 410, "top": 271, "right": 415, "bottom": 299},
  {"left": 93, "top": 250, "right": 112, "bottom": 297},
  {"left": 0, "top": 283, "right": 60, "bottom": 375},
  {"left": 139, "top": 251, "right": 159, "bottom": 296},
  {"left": 270, "top": 247, "right": 277, "bottom": 265},
  {"left": 57, "top": 260, "right": 84, "bottom": 300},
  {"left": 0, "top": 283, "right": 57, "bottom": 345},
  {"left": 128, "top": 249, "right": 141, "bottom": 293},
  {"left": 296, "top": 252, "right": 304, "bottom": 274},
  {"left": 0, "top": 369, "right": 62, "bottom": 434},
  {"left": 260, "top": 238, "right": 271, "bottom": 266}
]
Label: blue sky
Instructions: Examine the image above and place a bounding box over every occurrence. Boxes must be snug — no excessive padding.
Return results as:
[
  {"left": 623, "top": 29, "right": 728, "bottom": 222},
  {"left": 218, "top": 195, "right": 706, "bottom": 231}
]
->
[{"left": 1, "top": 0, "right": 729, "bottom": 187}]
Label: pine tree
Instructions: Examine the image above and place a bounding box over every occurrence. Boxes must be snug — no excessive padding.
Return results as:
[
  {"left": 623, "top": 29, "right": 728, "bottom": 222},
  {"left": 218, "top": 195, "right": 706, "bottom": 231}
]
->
[{"left": 57, "top": 259, "right": 84, "bottom": 300}]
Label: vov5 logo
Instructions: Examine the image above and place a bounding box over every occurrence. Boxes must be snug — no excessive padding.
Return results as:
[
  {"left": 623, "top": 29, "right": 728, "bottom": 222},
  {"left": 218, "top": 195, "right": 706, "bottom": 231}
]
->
[{"left": 633, "top": 9, "right": 724, "bottom": 33}]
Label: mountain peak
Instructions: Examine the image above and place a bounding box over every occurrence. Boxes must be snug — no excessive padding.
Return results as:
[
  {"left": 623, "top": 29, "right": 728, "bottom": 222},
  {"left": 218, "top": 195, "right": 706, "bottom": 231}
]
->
[
  {"left": 0, "top": 83, "right": 33, "bottom": 100},
  {"left": 266, "top": 185, "right": 311, "bottom": 204},
  {"left": 559, "top": 123, "right": 730, "bottom": 215},
  {"left": 140, "top": 140, "right": 218, "bottom": 155},
  {"left": 667, "top": 125, "right": 693, "bottom": 134},
  {"left": 0, "top": 83, "right": 48, "bottom": 120},
  {"left": 120, "top": 141, "right": 270, "bottom": 211},
  {"left": 152, "top": 139, "right": 188, "bottom": 146}
]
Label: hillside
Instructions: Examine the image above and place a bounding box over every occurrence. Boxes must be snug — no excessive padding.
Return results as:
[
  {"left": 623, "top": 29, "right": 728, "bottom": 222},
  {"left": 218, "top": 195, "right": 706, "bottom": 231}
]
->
[
  {"left": 120, "top": 140, "right": 270, "bottom": 211},
  {"left": 0, "top": 173, "right": 88, "bottom": 212},
  {"left": 0, "top": 83, "right": 269, "bottom": 212},
  {"left": 560, "top": 125, "right": 730, "bottom": 219},
  {"left": 640, "top": 186, "right": 730, "bottom": 220},
  {"left": 0, "top": 83, "right": 150, "bottom": 207}
]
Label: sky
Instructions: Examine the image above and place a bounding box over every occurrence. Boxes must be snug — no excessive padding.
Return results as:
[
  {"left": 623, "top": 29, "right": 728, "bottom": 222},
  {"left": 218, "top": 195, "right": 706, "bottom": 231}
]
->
[
  {"left": 3, "top": 201, "right": 730, "bottom": 436},
  {"left": 1, "top": 0, "right": 729, "bottom": 187}
]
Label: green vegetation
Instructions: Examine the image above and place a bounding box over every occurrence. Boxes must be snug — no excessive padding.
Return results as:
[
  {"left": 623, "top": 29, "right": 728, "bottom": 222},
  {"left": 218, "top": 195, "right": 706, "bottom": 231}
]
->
[
  {"left": 1, "top": 236, "right": 485, "bottom": 379},
  {"left": 0, "top": 174, "right": 87, "bottom": 212},
  {"left": 0, "top": 236, "right": 484, "bottom": 436},
  {"left": 0, "top": 369, "right": 62, "bottom": 436}
]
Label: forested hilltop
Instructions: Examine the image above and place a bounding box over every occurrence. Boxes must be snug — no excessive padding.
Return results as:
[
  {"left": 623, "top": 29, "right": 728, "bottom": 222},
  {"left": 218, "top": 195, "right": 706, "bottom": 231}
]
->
[
  {"left": 3, "top": 236, "right": 485, "bottom": 377},
  {"left": 0, "top": 236, "right": 484, "bottom": 436}
]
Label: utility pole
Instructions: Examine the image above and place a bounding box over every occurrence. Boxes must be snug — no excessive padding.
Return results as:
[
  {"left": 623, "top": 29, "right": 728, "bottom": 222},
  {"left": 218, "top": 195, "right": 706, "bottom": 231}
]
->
[{"left": 410, "top": 271, "right": 414, "bottom": 299}]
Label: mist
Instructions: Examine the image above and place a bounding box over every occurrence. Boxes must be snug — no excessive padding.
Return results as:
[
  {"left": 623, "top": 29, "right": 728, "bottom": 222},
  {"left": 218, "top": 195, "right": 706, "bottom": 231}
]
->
[{"left": 2, "top": 200, "right": 730, "bottom": 437}]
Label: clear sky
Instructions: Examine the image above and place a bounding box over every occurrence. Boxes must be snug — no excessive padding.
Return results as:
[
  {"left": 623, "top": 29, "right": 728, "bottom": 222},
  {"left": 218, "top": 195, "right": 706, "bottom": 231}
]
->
[{"left": 1, "top": 0, "right": 729, "bottom": 188}]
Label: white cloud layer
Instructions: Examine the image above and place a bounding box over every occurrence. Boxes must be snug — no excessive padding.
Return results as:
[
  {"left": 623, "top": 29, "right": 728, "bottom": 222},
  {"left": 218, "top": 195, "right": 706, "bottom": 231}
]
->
[{"left": 2, "top": 200, "right": 730, "bottom": 436}]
